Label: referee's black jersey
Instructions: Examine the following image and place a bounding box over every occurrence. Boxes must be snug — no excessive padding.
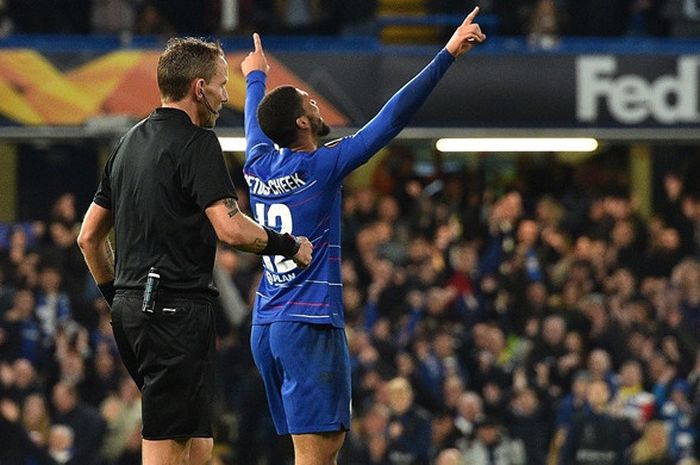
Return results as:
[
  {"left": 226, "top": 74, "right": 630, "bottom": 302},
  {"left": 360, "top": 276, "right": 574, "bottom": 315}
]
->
[{"left": 93, "top": 107, "right": 237, "bottom": 293}]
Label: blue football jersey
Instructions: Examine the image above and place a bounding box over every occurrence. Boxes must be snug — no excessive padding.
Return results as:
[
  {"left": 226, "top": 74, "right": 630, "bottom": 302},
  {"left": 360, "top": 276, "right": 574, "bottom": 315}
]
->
[{"left": 244, "top": 49, "right": 455, "bottom": 328}]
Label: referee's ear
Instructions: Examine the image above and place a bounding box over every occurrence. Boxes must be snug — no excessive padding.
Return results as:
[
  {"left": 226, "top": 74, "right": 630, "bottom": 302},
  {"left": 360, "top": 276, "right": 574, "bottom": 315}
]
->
[{"left": 194, "top": 78, "right": 206, "bottom": 100}]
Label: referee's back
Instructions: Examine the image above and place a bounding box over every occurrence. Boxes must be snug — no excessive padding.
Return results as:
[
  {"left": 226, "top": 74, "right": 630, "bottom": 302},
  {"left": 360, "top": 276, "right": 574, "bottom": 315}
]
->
[{"left": 95, "top": 107, "right": 237, "bottom": 293}]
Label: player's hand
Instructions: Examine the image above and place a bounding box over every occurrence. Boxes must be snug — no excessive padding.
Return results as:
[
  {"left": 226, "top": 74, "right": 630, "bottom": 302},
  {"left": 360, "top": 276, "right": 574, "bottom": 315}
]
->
[
  {"left": 241, "top": 32, "right": 270, "bottom": 77},
  {"left": 292, "top": 236, "right": 313, "bottom": 268},
  {"left": 445, "top": 6, "right": 486, "bottom": 57}
]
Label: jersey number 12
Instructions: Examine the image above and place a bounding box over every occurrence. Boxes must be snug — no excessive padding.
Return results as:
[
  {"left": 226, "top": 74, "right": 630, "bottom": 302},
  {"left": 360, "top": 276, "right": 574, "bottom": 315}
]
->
[{"left": 255, "top": 203, "right": 296, "bottom": 273}]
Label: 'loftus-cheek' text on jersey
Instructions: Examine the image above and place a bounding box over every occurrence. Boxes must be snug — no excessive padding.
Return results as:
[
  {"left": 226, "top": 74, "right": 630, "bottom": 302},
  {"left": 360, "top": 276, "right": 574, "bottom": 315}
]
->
[{"left": 244, "top": 49, "right": 455, "bottom": 328}]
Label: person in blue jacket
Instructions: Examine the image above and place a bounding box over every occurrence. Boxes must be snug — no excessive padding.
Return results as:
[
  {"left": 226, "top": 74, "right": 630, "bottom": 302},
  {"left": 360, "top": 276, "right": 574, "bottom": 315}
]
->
[{"left": 240, "top": 10, "right": 486, "bottom": 465}]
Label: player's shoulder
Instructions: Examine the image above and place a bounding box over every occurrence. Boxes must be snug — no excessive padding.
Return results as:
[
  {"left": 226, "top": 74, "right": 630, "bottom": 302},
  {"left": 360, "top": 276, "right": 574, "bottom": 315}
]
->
[
  {"left": 322, "top": 137, "right": 348, "bottom": 149},
  {"left": 245, "top": 145, "right": 282, "bottom": 168}
]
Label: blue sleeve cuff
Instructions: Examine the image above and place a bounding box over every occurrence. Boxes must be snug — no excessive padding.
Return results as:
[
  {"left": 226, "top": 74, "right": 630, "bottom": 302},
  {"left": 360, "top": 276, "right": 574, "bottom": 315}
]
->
[
  {"left": 438, "top": 48, "right": 456, "bottom": 64},
  {"left": 247, "top": 70, "right": 267, "bottom": 83}
]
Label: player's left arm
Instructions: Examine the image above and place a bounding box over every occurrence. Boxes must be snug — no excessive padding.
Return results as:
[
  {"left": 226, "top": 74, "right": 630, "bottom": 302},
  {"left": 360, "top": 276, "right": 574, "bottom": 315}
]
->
[
  {"left": 329, "top": 7, "right": 486, "bottom": 178},
  {"left": 242, "top": 33, "right": 274, "bottom": 158}
]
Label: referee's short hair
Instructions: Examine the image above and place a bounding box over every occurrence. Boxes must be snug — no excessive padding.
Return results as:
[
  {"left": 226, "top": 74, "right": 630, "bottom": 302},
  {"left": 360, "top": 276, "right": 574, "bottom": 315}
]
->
[
  {"left": 257, "top": 86, "right": 305, "bottom": 148},
  {"left": 158, "top": 37, "right": 224, "bottom": 102}
]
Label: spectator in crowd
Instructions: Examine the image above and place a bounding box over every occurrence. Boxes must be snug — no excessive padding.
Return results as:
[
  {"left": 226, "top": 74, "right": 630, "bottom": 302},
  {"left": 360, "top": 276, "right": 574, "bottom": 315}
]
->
[
  {"left": 0, "top": 289, "right": 43, "bottom": 365},
  {"left": 660, "top": 379, "right": 698, "bottom": 461},
  {"left": 90, "top": 0, "right": 135, "bottom": 34},
  {"left": 451, "top": 390, "right": 484, "bottom": 448},
  {"left": 0, "top": 397, "right": 57, "bottom": 465},
  {"left": 47, "top": 424, "right": 75, "bottom": 465},
  {"left": 22, "top": 392, "right": 51, "bottom": 447},
  {"left": 270, "top": 0, "right": 329, "bottom": 34},
  {"left": 100, "top": 376, "right": 142, "bottom": 465},
  {"left": 559, "top": 379, "right": 630, "bottom": 465},
  {"left": 0, "top": 227, "right": 31, "bottom": 288},
  {"left": 526, "top": 0, "right": 564, "bottom": 49},
  {"left": 527, "top": 315, "right": 567, "bottom": 386},
  {"left": 51, "top": 381, "right": 105, "bottom": 465},
  {"left": 507, "top": 387, "right": 550, "bottom": 465},
  {"left": 609, "top": 360, "right": 655, "bottom": 431},
  {"left": 385, "top": 376, "right": 432, "bottom": 465},
  {"left": 340, "top": 402, "right": 391, "bottom": 465},
  {"left": 133, "top": 2, "right": 174, "bottom": 34},
  {"left": 84, "top": 342, "right": 121, "bottom": 406},
  {"left": 586, "top": 349, "right": 616, "bottom": 391},
  {"left": 35, "top": 266, "right": 71, "bottom": 349},
  {"left": 460, "top": 416, "right": 526, "bottom": 465},
  {"left": 10, "top": 358, "right": 42, "bottom": 402},
  {"left": 549, "top": 370, "right": 593, "bottom": 465}
]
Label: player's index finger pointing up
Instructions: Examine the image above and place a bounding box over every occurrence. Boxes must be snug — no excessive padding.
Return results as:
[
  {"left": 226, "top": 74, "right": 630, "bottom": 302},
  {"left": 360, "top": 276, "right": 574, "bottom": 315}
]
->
[
  {"left": 464, "top": 6, "right": 480, "bottom": 25},
  {"left": 253, "top": 32, "right": 263, "bottom": 53}
]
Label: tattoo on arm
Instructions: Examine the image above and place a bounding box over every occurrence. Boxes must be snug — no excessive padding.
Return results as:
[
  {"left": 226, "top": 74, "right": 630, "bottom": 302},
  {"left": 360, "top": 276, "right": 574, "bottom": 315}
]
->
[
  {"left": 223, "top": 198, "right": 240, "bottom": 218},
  {"left": 236, "top": 236, "right": 267, "bottom": 254},
  {"left": 249, "top": 238, "right": 266, "bottom": 253}
]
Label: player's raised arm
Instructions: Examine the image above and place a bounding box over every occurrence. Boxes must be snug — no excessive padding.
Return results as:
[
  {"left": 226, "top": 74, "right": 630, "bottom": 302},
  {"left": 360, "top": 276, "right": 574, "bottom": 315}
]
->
[
  {"left": 330, "top": 7, "right": 486, "bottom": 178},
  {"left": 242, "top": 33, "right": 274, "bottom": 155}
]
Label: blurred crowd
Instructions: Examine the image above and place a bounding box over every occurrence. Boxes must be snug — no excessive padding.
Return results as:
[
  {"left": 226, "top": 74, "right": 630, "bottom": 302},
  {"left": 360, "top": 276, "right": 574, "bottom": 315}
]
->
[
  {"left": 0, "top": 0, "right": 698, "bottom": 40},
  {"left": 3, "top": 147, "right": 700, "bottom": 465}
]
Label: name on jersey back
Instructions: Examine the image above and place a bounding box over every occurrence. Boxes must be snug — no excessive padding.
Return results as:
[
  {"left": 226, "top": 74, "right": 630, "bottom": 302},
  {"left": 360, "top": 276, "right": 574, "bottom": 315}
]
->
[{"left": 245, "top": 172, "right": 307, "bottom": 196}]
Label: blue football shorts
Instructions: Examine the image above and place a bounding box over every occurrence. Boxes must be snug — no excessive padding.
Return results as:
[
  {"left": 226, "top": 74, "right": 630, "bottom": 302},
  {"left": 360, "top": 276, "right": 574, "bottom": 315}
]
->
[{"left": 251, "top": 321, "right": 351, "bottom": 435}]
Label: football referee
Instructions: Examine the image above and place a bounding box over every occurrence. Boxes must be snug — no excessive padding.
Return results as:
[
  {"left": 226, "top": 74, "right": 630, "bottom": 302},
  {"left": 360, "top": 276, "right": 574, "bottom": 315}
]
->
[{"left": 77, "top": 38, "right": 312, "bottom": 465}]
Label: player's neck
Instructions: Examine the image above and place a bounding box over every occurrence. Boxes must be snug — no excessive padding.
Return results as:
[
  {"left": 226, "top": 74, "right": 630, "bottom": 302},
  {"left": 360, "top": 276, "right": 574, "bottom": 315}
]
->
[{"left": 289, "top": 134, "right": 317, "bottom": 152}]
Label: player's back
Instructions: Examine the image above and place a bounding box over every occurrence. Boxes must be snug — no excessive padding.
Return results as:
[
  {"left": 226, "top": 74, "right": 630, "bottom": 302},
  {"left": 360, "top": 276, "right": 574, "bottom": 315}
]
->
[{"left": 244, "top": 145, "right": 345, "bottom": 327}]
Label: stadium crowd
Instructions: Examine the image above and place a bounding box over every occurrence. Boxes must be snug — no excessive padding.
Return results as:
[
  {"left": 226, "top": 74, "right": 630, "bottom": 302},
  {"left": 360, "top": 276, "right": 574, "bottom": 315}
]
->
[
  {"left": 2, "top": 147, "right": 700, "bottom": 465},
  {"left": 0, "top": 0, "right": 697, "bottom": 38}
]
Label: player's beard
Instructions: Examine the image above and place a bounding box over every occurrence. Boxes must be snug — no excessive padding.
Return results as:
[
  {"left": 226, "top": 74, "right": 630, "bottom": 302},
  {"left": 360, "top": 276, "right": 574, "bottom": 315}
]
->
[{"left": 310, "top": 115, "right": 330, "bottom": 138}]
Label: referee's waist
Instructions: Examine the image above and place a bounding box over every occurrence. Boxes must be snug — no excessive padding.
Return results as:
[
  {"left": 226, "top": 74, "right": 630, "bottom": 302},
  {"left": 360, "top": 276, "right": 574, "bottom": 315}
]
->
[{"left": 116, "top": 287, "right": 216, "bottom": 302}]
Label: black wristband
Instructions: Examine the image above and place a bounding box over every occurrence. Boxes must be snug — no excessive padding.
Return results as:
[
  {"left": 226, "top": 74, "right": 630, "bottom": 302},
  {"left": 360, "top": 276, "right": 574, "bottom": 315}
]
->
[
  {"left": 97, "top": 280, "right": 116, "bottom": 307},
  {"left": 261, "top": 227, "right": 301, "bottom": 258}
]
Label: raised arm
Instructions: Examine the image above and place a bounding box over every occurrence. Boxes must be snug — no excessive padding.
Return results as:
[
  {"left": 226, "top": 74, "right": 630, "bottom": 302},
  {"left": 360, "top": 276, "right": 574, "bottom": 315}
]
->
[
  {"left": 335, "top": 7, "right": 486, "bottom": 175},
  {"left": 241, "top": 33, "right": 273, "bottom": 156}
]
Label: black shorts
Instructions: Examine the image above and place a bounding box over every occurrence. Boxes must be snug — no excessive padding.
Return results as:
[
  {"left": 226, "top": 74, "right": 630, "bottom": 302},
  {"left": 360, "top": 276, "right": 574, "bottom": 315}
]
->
[{"left": 111, "top": 290, "right": 215, "bottom": 440}]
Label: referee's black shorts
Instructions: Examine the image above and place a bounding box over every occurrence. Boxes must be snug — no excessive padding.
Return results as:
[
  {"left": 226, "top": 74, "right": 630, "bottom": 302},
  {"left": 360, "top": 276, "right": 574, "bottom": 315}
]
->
[{"left": 111, "top": 290, "right": 215, "bottom": 440}]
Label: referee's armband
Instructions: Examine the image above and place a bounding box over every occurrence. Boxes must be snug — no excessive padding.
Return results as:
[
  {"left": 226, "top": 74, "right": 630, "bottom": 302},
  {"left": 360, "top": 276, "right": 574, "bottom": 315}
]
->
[{"left": 260, "top": 227, "right": 301, "bottom": 258}]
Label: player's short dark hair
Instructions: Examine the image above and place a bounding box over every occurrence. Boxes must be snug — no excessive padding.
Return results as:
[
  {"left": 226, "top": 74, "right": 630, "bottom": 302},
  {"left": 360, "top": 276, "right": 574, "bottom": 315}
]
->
[
  {"left": 257, "top": 86, "right": 305, "bottom": 148},
  {"left": 157, "top": 37, "right": 224, "bottom": 102}
]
